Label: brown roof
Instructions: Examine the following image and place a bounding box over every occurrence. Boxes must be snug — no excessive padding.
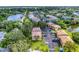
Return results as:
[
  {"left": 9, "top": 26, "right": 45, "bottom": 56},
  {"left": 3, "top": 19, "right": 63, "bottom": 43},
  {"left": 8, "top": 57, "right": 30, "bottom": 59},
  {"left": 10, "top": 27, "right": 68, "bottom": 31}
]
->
[
  {"left": 56, "top": 30, "right": 73, "bottom": 46},
  {"left": 32, "top": 27, "right": 42, "bottom": 37},
  {"left": 32, "top": 27, "right": 41, "bottom": 32},
  {"left": 56, "top": 30, "right": 68, "bottom": 36},
  {"left": 47, "top": 22, "right": 61, "bottom": 29}
]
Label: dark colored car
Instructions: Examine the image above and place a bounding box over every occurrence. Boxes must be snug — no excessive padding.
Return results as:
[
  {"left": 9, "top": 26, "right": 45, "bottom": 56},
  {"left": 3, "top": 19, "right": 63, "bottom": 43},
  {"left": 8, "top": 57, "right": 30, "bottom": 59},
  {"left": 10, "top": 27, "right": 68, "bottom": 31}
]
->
[
  {"left": 44, "top": 34, "right": 47, "bottom": 37},
  {"left": 52, "top": 39, "right": 58, "bottom": 42}
]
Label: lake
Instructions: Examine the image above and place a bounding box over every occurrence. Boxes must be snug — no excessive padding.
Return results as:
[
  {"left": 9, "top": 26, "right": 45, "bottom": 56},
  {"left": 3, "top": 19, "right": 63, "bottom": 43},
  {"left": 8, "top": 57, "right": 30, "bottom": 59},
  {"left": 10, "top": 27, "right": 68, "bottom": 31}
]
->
[
  {"left": 7, "top": 14, "right": 24, "bottom": 21},
  {"left": 67, "top": 25, "right": 79, "bottom": 32}
]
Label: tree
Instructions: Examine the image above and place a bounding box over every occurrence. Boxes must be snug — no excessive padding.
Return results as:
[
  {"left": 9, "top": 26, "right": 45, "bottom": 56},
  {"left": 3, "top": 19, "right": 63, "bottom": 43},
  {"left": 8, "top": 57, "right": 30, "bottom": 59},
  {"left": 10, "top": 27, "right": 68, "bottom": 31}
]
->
[
  {"left": 0, "top": 28, "right": 26, "bottom": 48},
  {"left": 9, "top": 39, "right": 30, "bottom": 52},
  {"left": 0, "top": 21, "right": 21, "bottom": 32},
  {"left": 0, "top": 38, "right": 13, "bottom": 48},
  {"left": 64, "top": 20, "right": 71, "bottom": 25},
  {"left": 38, "top": 21, "right": 47, "bottom": 28},
  {"left": 72, "top": 32, "right": 79, "bottom": 44},
  {"left": 33, "top": 21, "right": 47, "bottom": 28},
  {"left": 5, "top": 28, "right": 25, "bottom": 40},
  {"left": 22, "top": 18, "right": 33, "bottom": 37},
  {"left": 63, "top": 41, "right": 79, "bottom": 52},
  {"left": 56, "top": 20, "right": 67, "bottom": 29}
]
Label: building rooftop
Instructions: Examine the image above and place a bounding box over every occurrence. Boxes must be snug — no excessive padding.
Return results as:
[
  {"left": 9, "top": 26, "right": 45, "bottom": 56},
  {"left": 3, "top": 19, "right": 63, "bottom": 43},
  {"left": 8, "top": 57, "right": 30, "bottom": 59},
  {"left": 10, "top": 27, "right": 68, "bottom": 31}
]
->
[
  {"left": 28, "top": 12, "right": 40, "bottom": 22},
  {"left": 46, "top": 15, "right": 58, "bottom": 20},
  {"left": 73, "top": 12, "right": 79, "bottom": 16},
  {"left": 62, "top": 16, "right": 71, "bottom": 20},
  {"left": 56, "top": 30, "right": 73, "bottom": 46},
  {"left": 56, "top": 30, "right": 68, "bottom": 36},
  {"left": 32, "top": 27, "right": 41, "bottom": 32},
  {"left": 47, "top": 22, "right": 61, "bottom": 30},
  {"left": 32, "top": 27, "right": 42, "bottom": 36}
]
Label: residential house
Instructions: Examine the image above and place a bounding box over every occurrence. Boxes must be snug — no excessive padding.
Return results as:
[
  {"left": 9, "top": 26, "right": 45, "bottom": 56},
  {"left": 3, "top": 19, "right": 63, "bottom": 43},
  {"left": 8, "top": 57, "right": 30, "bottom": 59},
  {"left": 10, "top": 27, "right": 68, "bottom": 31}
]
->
[
  {"left": 46, "top": 15, "right": 58, "bottom": 22},
  {"left": 32, "top": 27, "right": 42, "bottom": 40},
  {"left": 28, "top": 12, "right": 41, "bottom": 22},
  {"left": 73, "top": 12, "right": 79, "bottom": 16},
  {"left": 47, "top": 22, "right": 61, "bottom": 30},
  {"left": 62, "top": 16, "right": 72, "bottom": 20},
  {"left": 56, "top": 30, "right": 73, "bottom": 46},
  {"left": 73, "top": 17, "right": 79, "bottom": 21}
]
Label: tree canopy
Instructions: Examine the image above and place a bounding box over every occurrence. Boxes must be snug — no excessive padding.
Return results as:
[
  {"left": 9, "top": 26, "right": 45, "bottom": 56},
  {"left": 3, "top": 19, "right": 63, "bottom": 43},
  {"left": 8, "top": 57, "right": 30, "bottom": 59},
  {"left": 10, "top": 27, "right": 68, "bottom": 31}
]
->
[
  {"left": 9, "top": 39, "right": 30, "bottom": 52},
  {"left": 63, "top": 41, "right": 79, "bottom": 52},
  {"left": 72, "top": 32, "right": 79, "bottom": 44},
  {"left": 0, "top": 28, "right": 26, "bottom": 48}
]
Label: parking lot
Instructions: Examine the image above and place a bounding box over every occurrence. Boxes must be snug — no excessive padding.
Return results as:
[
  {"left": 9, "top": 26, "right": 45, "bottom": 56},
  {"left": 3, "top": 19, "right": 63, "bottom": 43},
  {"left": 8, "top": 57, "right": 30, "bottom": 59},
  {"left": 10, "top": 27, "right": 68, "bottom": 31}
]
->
[{"left": 43, "top": 27, "right": 59, "bottom": 52}]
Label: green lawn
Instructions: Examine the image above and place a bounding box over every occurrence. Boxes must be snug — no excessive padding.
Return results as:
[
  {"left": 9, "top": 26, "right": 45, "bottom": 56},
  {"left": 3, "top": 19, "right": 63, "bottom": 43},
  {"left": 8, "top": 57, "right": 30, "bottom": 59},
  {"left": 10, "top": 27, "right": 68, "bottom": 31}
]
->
[
  {"left": 31, "top": 40, "right": 49, "bottom": 52},
  {"left": 64, "top": 29, "right": 73, "bottom": 38}
]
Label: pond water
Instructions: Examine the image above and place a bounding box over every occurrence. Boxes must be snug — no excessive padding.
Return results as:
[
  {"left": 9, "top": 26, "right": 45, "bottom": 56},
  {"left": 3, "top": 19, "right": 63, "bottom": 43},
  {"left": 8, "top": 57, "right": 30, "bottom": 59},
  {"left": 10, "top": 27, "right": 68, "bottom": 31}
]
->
[
  {"left": 67, "top": 25, "right": 79, "bottom": 32},
  {"left": 7, "top": 14, "right": 24, "bottom": 21},
  {"left": 0, "top": 32, "right": 5, "bottom": 41}
]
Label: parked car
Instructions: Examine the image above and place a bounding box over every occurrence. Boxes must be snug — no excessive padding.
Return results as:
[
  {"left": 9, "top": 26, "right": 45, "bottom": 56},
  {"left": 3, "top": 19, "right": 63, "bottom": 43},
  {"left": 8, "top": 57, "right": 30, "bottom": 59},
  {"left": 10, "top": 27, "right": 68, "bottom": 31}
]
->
[
  {"left": 44, "top": 34, "right": 47, "bottom": 37},
  {"left": 52, "top": 39, "right": 58, "bottom": 42}
]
